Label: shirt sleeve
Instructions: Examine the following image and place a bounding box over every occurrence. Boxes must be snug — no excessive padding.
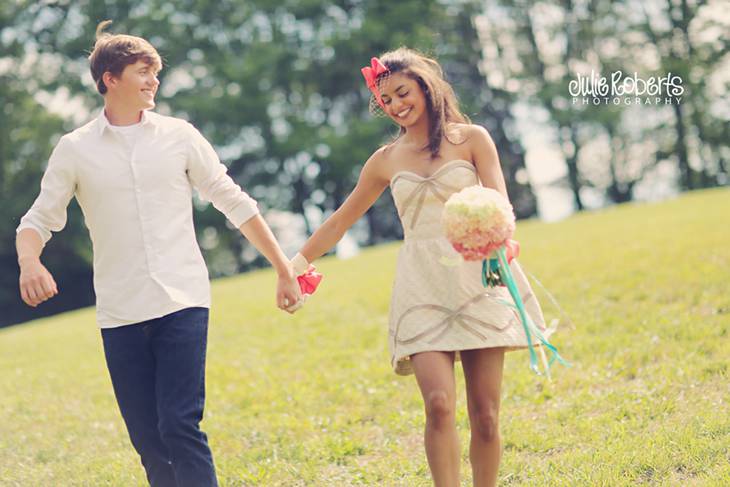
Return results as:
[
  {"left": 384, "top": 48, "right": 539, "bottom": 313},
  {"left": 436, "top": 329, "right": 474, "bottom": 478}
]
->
[
  {"left": 185, "top": 123, "right": 259, "bottom": 227},
  {"left": 16, "top": 135, "right": 77, "bottom": 246}
]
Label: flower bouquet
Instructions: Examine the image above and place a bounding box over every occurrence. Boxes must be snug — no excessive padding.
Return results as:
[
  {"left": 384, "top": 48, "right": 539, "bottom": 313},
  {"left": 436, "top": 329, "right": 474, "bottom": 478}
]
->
[{"left": 442, "top": 185, "right": 567, "bottom": 376}]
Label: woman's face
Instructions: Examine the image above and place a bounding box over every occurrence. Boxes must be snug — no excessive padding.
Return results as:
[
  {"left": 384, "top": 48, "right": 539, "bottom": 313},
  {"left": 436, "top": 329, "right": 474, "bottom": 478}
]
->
[{"left": 379, "top": 72, "right": 427, "bottom": 128}]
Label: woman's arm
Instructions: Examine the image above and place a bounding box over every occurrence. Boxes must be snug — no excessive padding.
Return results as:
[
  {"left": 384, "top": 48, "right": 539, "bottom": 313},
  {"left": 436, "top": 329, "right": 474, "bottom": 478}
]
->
[
  {"left": 298, "top": 149, "right": 390, "bottom": 265},
  {"left": 468, "top": 125, "right": 509, "bottom": 200}
]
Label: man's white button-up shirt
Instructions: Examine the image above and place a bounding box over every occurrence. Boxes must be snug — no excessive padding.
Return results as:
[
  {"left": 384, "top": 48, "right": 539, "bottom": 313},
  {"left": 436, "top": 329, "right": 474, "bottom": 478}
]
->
[{"left": 17, "top": 110, "right": 259, "bottom": 327}]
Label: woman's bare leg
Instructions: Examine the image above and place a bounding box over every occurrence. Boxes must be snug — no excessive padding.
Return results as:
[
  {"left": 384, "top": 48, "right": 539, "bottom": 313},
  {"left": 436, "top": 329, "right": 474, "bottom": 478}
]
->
[
  {"left": 460, "top": 348, "right": 505, "bottom": 487},
  {"left": 411, "top": 351, "right": 460, "bottom": 487}
]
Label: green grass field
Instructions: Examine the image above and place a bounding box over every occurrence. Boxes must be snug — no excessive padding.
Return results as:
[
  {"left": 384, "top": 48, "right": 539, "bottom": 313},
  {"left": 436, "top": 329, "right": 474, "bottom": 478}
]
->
[{"left": 1, "top": 188, "right": 729, "bottom": 486}]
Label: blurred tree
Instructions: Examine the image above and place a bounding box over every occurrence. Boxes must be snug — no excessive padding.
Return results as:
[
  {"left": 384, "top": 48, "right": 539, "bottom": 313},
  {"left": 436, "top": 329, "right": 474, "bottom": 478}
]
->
[
  {"left": 478, "top": 0, "right": 728, "bottom": 209},
  {"left": 0, "top": 72, "right": 95, "bottom": 326},
  {"left": 442, "top": 1, "right": 538, "bottom": 218},
  {"left": 630, "top": 0, "right": 729, "bottom": 190},
  {"left": 0, "top": 0, "right": 560, "bottom": 327},
  {"left": 478, "top": 0, "right": 624, "bottom": 210}
]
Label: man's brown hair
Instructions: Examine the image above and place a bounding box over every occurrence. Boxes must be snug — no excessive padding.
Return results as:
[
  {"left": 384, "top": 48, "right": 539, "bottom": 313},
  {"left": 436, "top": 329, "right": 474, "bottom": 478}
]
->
[{"left": 88, "top": 20, "right": 162, "bottom": 95}]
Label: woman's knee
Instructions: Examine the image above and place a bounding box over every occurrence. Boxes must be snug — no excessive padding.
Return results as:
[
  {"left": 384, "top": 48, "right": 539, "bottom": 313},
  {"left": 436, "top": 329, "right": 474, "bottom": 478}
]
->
[
  {"left": 424, "top": 390, "right": 455, "bottom": 427},
  {"left": 470, "top": 402, "right": 499, "bottom": 442}
]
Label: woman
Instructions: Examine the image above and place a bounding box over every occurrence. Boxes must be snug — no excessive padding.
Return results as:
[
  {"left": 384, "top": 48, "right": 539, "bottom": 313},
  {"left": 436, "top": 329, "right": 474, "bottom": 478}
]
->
[{"left": 291, "top": 47, "right": 550, "bottom": 486}]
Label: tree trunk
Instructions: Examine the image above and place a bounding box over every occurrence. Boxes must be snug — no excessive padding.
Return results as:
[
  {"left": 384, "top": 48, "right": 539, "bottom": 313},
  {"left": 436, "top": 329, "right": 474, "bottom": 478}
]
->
[
  {"left": 673, "top": 102, "right": 692, "bottom": 189},
  {"left": 292, "top": 174, "right": 312, "bottom": 236},
  {"left": 565, "top": 125, "right": 584, "bottom": 210}
]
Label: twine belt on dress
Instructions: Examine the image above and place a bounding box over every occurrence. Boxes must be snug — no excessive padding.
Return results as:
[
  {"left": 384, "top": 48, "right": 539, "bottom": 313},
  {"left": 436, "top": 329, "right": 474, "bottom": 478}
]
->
[{"left": 392, "top": 290, "right": 535, "bottom": 347}]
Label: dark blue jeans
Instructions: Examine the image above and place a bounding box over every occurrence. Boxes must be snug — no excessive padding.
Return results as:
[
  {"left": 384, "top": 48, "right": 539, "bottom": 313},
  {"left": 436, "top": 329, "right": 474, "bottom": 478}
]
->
[{"left": 101, "top": 307, "right": 218, "bottom": 487}]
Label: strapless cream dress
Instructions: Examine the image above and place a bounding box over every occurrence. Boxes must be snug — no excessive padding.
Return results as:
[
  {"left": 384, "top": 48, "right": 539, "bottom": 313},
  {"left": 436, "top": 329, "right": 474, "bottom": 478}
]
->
[{"left": 388, "top": 159, "right": 550, "bottom": 375}]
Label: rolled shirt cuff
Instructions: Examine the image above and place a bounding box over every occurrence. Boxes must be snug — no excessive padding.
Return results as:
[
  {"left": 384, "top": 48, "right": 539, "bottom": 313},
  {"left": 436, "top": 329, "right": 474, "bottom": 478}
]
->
[
  {"left": 228, "top": 200, "right": 260, "bottom": 228},
  {"left": 16, "top": 221, "right": 51, "bottom": 246}
]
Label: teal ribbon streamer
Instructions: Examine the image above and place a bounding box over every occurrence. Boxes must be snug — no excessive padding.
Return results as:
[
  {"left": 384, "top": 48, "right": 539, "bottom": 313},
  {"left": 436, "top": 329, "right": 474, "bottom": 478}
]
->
[{"left": 481, "top": 247, "right": 570, "bottom": 375}]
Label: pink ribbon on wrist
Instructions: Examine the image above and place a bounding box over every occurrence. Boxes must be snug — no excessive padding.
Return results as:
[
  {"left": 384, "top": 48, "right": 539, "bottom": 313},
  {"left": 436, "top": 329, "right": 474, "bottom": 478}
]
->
[{"left": 297, "top": 265, "right": 323, "bottom": 295}]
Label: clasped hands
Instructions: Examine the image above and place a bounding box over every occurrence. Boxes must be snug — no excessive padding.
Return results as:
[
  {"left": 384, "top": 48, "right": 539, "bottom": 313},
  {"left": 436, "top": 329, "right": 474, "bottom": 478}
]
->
[{"left": 277, "top": 253, "right": 321, "bottom": 314}]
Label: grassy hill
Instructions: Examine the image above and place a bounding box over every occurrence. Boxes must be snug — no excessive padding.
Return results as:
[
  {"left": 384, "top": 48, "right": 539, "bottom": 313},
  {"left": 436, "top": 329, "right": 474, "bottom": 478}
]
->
[{"left": 1, "top": 188, "right": 728, "bottom": 486}]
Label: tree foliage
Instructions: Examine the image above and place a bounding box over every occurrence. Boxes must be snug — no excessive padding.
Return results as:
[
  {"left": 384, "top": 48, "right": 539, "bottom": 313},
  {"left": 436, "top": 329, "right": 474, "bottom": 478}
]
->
[{"left": 1, "top": 0, "right": 536, "bottom": 326}]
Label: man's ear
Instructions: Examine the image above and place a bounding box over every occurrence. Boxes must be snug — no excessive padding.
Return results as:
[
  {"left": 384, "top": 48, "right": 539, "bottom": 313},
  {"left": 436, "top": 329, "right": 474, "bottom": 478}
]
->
[{"left": 102, "top": 71, "right": 117, "bottom": 90}]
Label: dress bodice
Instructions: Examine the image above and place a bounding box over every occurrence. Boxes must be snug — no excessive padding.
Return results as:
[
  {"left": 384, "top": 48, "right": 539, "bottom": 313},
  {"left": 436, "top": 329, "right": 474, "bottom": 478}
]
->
[{"left": 390, "top": 160, "right": 478, "bottom": 240}]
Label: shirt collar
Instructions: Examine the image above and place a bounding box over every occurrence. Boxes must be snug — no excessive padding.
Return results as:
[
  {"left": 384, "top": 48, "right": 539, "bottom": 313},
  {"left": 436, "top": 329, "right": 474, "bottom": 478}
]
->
[{"left": 96, "top": 109, "right": 152, "bottom": 135}]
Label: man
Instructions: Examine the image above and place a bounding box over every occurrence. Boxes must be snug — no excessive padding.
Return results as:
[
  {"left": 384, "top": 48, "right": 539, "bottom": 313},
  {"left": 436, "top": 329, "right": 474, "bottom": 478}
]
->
[{"left": 15, "top": 21, "right": 301, "bottom": 486}]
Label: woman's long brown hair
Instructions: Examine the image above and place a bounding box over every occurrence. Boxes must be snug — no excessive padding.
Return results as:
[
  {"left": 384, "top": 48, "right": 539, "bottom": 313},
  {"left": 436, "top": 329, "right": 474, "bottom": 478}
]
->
[{"left": 377, "top": 47, "right": 470, "bottom": 159}]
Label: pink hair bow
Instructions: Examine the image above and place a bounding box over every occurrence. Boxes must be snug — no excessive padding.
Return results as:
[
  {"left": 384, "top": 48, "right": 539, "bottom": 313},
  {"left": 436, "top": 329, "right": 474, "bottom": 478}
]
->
[
  {"left": 361, "top": 57, "right": 389, "bottom": 108},
  {"left": 297, "top": 265, "right": 323, "bottom": 295}
]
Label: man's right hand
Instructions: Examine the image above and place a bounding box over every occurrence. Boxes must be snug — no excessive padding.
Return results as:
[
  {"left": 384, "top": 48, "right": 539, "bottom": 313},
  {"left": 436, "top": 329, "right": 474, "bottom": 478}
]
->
[{"left": 19, "top": 258, "right": 58, "bottom": 307}]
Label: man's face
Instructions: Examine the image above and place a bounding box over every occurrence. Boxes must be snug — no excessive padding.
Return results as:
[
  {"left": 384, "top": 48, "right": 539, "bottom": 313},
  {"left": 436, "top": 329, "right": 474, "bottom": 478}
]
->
[{"left": 106, "top": 60, "right": 160, "bottom": 110}]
